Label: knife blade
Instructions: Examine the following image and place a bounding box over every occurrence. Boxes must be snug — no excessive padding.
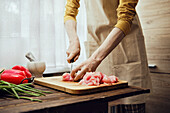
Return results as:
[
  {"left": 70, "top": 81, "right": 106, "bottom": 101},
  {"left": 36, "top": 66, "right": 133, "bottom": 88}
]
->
[{"left": 70, "top": 58, "right": 74, "bottom": 72}]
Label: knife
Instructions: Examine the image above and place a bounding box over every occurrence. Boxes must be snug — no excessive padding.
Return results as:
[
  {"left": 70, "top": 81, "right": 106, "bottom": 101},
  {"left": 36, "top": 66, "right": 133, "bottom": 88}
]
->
[{"left": 70, "top": 58, "right": 74, "bottom": 72}]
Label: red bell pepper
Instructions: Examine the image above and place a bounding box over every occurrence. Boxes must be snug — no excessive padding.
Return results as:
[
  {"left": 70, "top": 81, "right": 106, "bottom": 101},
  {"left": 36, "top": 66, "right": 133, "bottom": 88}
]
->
[
  {"left": 0, "top": 70, "right": 28, "bottom": 84},
  {"left": 3, "top": 69, "right": 27, "bottom": 78},
  {"left": 12, "top": 65, "right": 32, "bottom": 78}
]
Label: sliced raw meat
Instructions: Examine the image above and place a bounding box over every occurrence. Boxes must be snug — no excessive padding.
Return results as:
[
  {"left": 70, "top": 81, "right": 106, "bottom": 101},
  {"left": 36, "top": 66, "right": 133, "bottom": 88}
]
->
[
  {"left": 102, "top": 74, "right": 118, "bottom": 84},
  {"left": 62, "top": 73, "right": 73, "bottom": 81},
  {"left": 101, "top": 74, "right": 111, "bottom": 84},
  {"left": 62, "top": 72, "right": 118, "bottom": 86},
  {"left": 109, "top": 75, "right": 119, "bottom": 83},
  {"left": 79, "top": 72, "right": 103, "bottom": 86}
]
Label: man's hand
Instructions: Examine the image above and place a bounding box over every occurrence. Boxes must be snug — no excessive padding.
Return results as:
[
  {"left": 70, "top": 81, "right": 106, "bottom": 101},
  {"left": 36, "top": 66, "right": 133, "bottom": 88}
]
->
[
  {"left": 70, "top": 56, "right": 101, "bottom": 81},
  {"left": 66, "top": 40, "right": 81, "bottom": 63},
  {"left": 70, "top": 27, "right": 125, "bottom": 81}
]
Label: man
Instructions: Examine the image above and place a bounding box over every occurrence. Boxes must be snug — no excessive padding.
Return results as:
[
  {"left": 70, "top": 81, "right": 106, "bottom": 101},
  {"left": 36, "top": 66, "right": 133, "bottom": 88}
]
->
[{"left": 64, "top": 0, "right": 152, "bottom": 112}]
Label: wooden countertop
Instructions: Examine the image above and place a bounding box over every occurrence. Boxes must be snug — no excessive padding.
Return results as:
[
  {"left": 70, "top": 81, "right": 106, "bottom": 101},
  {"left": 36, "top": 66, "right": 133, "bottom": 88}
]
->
[{"left": 0, "top": 84, "right": 150, "bottom": 113}]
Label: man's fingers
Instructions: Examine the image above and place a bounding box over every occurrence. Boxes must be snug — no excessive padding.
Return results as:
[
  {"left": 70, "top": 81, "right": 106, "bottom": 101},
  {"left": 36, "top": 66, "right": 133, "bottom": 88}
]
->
[
  {"left": 70, "top": 64, "right": 84, "bottom": 78},
  {"left": 74, "top": 67, "right": 87, "bottom": 81},
  {"left": 70, "top": 69, "right": 76, "bottom": 78},
  {"left": 67, "top": 53, "right": 80, "bottom": 63},
  {"left": 70, "top": 66, "right": 78, "bottom": 78},
  {"left": 74, "top": 55, "right": 79, "bottom": 62},
  {"left": 67, "top": 53, "right": 75, "bottom": 63},
  {"left": 66, "top": 51, "right": 70, "bottom": 57}
]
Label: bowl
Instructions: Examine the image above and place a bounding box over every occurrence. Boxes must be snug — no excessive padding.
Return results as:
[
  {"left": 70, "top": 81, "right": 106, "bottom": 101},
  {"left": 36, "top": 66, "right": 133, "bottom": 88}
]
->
[{"left": 26, "top": 62, "right": 46, "bottom": 78}]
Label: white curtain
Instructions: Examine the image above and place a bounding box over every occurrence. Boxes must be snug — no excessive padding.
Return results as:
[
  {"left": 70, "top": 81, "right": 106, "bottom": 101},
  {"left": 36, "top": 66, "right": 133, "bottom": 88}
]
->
[{"left": 0, "top": 0, "right": 87, "bottom": 73}]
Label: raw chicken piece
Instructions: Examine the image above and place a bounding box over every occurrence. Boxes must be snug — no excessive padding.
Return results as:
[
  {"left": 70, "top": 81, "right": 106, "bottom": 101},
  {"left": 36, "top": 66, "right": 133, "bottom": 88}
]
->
[
  {"left": 62, "top": 73, "right": 73, "bottom": 81},
  {"left": 62, "top": 72, "right": 119, "bottom": 86},
  {"left": 79, "top": 72, "right": 104, "bottom": 86},
  {"left": 102, "top": 74, "right": 118, "bottom": 84},
  {"left": 109, "top": 75, "right": 119, "bottom": 83},
  {"left": 101, "top": 74, "right": 111, "bottom": 84}
]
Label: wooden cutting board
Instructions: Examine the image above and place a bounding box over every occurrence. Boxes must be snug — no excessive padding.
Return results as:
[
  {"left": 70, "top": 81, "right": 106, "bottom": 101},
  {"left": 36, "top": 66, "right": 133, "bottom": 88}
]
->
[{"left": 34, "top": 76, "right": 128, "bottom": 94}]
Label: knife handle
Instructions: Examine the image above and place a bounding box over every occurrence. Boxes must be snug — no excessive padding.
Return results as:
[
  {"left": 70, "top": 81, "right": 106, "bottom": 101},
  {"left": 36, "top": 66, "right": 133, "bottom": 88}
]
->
[{"left": 70, "top": 58, "right": 74, "bottom": 63}]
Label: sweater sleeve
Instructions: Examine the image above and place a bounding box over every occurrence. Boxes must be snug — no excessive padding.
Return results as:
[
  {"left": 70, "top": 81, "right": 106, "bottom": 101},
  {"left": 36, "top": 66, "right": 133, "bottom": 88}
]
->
[
  {"left": 115, "top": 0, "right": 138, "bottom": 35},
  {"left": 64, "top": 0, "right": 80, "bottom": 23}
]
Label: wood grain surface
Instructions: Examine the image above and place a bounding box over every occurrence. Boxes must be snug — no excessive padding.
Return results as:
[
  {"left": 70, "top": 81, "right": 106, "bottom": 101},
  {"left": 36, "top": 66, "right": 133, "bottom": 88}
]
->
[
  {"left": 0, "top": 84, "right": 150, "bottom": 113},
  {"left": 34, "top": 76, "right": 128, "bottom": 94},
  {"left": 137, "top": 0, "right": 170, "bottom": 73}
]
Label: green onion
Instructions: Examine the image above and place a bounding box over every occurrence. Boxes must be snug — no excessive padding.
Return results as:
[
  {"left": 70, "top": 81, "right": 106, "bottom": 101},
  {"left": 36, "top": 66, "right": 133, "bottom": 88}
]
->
[
  {"left": 19, "top": 96, "right": 42, "bottom": 102},
  {"left": 0, "top": 80, "right": 52, "bottom": 102}
]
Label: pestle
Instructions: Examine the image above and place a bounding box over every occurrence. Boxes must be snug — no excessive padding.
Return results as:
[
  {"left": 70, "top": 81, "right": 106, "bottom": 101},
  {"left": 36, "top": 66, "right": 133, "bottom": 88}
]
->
[{"left": 25, "top": 52, "right": 36, "bottom": 62}]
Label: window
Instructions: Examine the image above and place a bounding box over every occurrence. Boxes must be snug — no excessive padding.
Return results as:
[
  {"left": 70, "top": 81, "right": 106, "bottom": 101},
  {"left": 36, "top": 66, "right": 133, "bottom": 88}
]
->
[{"left": 0, "top": 0, "right": 87, "bottom": 73}]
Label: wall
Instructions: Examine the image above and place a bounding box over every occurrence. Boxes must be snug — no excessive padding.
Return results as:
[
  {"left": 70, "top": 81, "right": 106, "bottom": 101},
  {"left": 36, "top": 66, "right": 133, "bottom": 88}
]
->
[
  {"left": 137, "top": 0, "right": 170, "bottom": 73},
  {"left": 137, "top": 0, "right": 170, "bottom": 113}
]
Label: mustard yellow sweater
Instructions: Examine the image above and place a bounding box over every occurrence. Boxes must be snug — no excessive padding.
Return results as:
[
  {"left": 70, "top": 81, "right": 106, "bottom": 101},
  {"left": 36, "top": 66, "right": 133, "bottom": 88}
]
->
[{"left": 64, "top": 0, "right": 138, "bottom": 35}]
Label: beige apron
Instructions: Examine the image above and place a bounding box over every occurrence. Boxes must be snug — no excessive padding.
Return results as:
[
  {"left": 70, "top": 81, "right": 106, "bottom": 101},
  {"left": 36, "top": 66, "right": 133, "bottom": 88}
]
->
[{"left": 83, "top": 0, "right": 152, "bottom": 104}]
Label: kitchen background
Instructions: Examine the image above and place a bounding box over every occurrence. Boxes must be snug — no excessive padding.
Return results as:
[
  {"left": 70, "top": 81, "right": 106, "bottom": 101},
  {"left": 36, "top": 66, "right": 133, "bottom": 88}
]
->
[
  {"left": 0, "top": 0, "right": 170, "bottom": 113},
  {"left": 0, "top": 0, "right": 87, "bottom": 73},
  {"left": 137, "top": 0, "right": 170, "bottom": 112}
]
